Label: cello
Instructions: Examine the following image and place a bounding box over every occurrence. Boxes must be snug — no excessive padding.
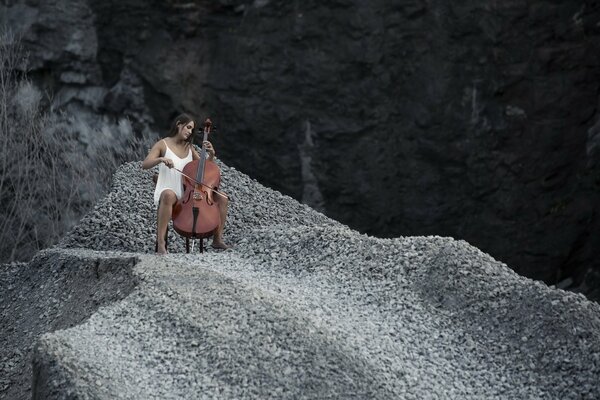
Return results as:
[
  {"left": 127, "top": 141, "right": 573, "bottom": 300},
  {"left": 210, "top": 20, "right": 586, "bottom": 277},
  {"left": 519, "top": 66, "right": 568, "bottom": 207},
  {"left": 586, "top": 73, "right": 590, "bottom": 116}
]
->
[{"left": 172, "top": 118, "right": 221, "bottom": 252}]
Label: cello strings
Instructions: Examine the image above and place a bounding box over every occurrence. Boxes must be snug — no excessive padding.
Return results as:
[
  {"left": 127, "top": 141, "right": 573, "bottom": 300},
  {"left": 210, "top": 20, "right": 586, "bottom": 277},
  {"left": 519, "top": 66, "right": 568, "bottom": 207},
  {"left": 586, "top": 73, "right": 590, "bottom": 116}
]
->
[{"left": 171, "top": 167, "right": 230, "bottom": 200}]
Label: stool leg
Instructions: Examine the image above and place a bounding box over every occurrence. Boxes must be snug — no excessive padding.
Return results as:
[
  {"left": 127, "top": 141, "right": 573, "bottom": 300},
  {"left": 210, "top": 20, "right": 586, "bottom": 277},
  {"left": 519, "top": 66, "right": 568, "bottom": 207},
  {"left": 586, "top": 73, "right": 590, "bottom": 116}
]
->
[{"left": 186, "top": 237, "right": 190, "bottom": 253}]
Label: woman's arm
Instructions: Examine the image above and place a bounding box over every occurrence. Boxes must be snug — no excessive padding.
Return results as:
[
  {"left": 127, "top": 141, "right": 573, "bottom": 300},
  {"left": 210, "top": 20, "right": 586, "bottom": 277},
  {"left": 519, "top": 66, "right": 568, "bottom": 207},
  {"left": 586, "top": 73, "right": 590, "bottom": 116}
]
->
[
  {"left": 142, "top": 141, "right": 172, "bottom": 169},
  {"left": 191, "top": 142, "right": 216, "bottom": 161}
]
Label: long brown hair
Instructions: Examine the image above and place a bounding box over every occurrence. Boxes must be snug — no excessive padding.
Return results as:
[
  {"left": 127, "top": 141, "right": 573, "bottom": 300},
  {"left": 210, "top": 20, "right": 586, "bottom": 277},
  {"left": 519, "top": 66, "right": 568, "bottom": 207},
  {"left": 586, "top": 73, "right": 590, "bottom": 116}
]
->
[{"left": 168, "top": 113, "right": 197, "bottom": 144}]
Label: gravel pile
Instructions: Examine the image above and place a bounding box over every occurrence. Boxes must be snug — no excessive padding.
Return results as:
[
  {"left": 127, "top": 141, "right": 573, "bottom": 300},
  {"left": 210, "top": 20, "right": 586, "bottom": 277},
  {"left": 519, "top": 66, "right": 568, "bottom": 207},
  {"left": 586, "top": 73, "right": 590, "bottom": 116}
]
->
[
  {"left": 59, "top": 160, "right": 337, "bottom": 253},
  {"left": 0, "top": 249, "right": 138, "bottom": 400},
  {"left": 28, "top": 161, "right": 600, "bottom": 398}
]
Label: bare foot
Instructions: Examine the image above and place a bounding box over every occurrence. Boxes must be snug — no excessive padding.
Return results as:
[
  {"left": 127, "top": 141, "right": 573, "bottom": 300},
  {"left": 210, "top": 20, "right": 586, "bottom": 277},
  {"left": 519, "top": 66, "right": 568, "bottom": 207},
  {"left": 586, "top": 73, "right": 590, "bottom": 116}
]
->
[
  {"left": 211, "top": 239, "right": 232, "bottom": 250},
  {"left": 157, "top": 240, "right": 168, "bottom": 255}
]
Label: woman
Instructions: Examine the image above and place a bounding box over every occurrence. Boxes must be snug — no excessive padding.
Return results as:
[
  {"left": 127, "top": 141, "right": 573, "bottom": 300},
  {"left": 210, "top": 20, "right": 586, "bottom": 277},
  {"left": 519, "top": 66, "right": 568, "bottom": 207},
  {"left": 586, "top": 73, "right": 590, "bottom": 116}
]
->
[{"left": 142, "top": 113, "right": 231, "bottom": 254}]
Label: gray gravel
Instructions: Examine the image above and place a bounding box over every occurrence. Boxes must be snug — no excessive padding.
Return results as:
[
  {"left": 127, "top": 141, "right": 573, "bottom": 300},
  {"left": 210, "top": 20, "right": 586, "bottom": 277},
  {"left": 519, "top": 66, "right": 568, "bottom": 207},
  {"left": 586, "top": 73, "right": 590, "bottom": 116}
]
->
[
  {"left": 1, "top": 250, "right": 138, "bottom": 400},
  {"left": 28, "top": 161, "right": 600, "bottom": 398}
]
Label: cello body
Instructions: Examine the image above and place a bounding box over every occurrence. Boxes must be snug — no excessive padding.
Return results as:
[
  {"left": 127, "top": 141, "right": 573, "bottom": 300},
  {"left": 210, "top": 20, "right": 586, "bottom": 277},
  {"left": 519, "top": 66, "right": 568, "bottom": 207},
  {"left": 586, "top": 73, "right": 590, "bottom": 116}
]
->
[{"left": 172, "top": 119, "right": 221, "bottom": 240}]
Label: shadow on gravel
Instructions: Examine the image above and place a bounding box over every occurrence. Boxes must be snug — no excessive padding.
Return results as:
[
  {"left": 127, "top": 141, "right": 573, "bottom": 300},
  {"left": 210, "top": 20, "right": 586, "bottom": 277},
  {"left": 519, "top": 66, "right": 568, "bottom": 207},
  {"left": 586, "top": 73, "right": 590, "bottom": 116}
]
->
[{"left": 0, "top": 249, "right": 139, "bottom": 400}]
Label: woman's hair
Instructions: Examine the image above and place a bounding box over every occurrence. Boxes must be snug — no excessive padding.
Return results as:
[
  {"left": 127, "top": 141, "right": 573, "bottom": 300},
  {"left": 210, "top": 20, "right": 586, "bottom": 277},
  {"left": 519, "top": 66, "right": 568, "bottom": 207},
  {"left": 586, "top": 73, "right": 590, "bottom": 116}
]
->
[{"left": 168, "top": 113, "right": 197, "bottom": 144}]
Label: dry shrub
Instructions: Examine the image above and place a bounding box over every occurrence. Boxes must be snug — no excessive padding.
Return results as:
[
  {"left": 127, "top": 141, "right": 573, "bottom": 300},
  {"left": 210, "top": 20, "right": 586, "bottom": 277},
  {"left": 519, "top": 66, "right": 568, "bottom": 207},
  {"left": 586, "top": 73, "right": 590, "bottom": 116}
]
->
[{"left": 0, "top": 30, "right": 150, "bottom": 262}]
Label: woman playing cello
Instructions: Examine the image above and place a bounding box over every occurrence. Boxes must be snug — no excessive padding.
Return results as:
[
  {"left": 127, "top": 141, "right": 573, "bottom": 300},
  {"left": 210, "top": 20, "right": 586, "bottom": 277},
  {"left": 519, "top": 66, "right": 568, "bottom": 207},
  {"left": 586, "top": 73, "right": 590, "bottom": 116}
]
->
[{"left": 142, "top": 113, "right": 231, "bottom": 254}]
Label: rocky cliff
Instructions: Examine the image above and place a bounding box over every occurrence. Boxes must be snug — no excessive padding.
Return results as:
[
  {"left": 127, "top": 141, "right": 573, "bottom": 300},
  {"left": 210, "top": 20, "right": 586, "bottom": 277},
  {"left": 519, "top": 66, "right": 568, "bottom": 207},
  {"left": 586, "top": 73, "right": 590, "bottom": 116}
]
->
[{"left": 2, "top": 0, "right": 599, "bottom": 296}]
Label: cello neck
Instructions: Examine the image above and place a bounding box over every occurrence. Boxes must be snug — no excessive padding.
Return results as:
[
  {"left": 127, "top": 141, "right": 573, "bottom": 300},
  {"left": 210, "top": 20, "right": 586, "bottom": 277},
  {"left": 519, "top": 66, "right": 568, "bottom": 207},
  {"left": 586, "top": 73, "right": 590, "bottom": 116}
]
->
[{"left": 195, "top": 118, "right": 212, "bottom": 183}]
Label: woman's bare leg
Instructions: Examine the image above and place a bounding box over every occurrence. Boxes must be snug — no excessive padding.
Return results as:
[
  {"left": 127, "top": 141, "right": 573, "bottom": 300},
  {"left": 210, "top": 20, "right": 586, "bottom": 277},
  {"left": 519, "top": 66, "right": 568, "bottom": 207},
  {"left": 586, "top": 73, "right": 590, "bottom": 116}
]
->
[
  {"left": 212, "top": 195, "right": 231, "bottom": 249},
  {"left": 157, "top": 190, "right": 177, "bottom": 254}
]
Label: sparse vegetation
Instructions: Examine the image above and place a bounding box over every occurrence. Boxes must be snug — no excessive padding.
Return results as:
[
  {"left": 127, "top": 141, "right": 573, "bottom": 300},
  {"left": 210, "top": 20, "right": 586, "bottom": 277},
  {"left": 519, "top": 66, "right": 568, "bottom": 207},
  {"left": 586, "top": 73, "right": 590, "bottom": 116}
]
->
[{"left": 0, "top": 30, "right": 150, "bottom": 263}]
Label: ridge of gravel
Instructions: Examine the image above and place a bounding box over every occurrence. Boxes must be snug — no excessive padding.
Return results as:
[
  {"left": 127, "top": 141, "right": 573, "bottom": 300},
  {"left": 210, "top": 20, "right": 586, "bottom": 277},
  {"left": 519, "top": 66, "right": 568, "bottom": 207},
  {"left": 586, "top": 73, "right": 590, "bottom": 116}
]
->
[
  {"left": 24, "top": 161, "right": 600, "bottom": 398},
  {"left": 1, "top": 248, "right": 139, "bottom": 400}
]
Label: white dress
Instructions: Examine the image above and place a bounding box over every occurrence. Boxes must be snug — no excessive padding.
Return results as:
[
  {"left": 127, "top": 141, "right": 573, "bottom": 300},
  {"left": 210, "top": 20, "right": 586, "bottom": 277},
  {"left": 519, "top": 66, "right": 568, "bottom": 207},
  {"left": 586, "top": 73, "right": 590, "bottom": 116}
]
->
[{"left": 153, "top": 140, "right": 193, "bottom": 206}]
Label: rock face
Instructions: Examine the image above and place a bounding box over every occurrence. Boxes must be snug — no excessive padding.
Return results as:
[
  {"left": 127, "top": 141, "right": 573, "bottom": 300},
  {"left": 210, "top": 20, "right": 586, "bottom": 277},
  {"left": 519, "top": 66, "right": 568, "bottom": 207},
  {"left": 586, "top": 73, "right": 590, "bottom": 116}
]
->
[{"left": 2, "top": 0, "right": 600, "bottom": 295}]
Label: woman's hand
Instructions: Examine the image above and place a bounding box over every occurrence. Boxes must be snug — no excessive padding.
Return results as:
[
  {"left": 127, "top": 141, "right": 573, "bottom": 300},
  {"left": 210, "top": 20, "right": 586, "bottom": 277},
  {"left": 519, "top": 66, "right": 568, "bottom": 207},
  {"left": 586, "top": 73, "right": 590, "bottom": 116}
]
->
[
  {"left": 161, "top": 157, "right": 174, "bottom": 168},
  {"left": 203, "top": 141, "right": 216, "bottom": 158}
]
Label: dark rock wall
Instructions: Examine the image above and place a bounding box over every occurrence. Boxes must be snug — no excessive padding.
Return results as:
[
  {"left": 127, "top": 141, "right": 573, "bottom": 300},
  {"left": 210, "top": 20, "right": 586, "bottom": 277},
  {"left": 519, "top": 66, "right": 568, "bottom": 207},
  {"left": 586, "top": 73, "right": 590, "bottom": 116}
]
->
[{"left": 2, "top": 0, "right": 600, "bottom": 295}]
